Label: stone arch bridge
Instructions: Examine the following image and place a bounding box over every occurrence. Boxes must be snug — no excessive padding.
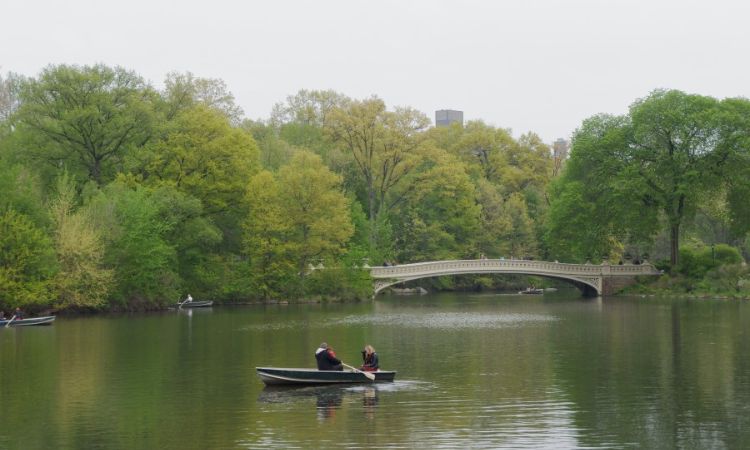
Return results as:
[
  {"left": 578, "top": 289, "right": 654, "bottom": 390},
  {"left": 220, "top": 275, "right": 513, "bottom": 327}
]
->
[{"left": 369, "top": 259, "right": 660, "bottom": 296}]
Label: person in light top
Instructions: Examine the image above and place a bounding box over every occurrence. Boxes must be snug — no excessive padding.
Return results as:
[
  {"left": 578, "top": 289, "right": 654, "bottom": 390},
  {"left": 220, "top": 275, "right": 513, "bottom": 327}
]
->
[{"left": 315, "top": 342, "right": 343, "bottom": 371}]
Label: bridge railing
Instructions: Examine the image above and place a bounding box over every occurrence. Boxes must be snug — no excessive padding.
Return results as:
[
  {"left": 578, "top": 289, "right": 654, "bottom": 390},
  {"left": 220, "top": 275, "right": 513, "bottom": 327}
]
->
[{"left": 370, "top": 259, "right": 659, "bottom": 279}]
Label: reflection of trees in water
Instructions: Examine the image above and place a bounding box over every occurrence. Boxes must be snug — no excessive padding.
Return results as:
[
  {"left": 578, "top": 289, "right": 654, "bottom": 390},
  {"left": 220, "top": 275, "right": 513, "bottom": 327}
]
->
[{"left": 257, "top": 385, "right": 380, "bottom": 420}]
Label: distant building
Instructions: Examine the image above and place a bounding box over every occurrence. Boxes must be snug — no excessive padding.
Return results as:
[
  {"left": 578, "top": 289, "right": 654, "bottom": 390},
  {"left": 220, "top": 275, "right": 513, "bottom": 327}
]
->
[
  {"left": 435, "top": 109, "right": 463, "bottom": 127},
  {"left": 552, "top": 138, "right": 569, "bottom": 160},
  {"left": 552, "top": 138, "right": 569, "bottom": 177}
]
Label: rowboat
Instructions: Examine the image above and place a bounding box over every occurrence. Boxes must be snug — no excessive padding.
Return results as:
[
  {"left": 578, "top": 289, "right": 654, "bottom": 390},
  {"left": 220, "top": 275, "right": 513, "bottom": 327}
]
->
[
  {"left": 518, "top": 288, "right": 544, "bottom": 295},
  {"left": 0, "top": 316, "right": 56, "bottom": 327},
  {"left": 256, "top": 367, "right": 396, "bottom": 386},
  {"left": 177, "top": 300, "right": 213, "bottom": 308}
]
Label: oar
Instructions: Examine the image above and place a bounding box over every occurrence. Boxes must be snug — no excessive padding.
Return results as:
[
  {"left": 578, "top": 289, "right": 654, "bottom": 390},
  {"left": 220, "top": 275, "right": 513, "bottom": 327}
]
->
[
  {"left": 342, "top": 362, "right": 376, "bottom": 381},
  {"left": 5, "top": 315, "right": 16, "bottom": 328}
]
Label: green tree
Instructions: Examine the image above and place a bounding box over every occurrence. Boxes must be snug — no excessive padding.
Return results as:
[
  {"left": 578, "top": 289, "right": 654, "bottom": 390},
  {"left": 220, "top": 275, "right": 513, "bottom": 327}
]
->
[
  {"left": 0, "top": 209, "right": 56, "bottom": 309},
  {"left": 137, "top": 105, "right": 259, "bottom": 216},
  {"left": 721, "top": 98, "right": 750, "bottom": 237},
  {"left": 325, "top": 97, "right": 430, "bottom": 250},
  {"left": 12, "top": 64, "right": 155, "bottom": 186},
  {"left": 393, "top": 152, "right": 481, "bottom": 261},
  {"left": 545, "top": 90, "right": 739, "bottom": 266},
  {"left": 627, "top": 90, "right": 724, "bottom": 266},
  {"left": 243, "top": 151, "right": 354, "bottom": 298},
  {"left": 474, "top": 179, "right": 513, "bottom": 257},
  {"left": 242, "top": 120, "right": 298, "bottom": 170},
  {"left": 148, "top": 185, "right": 223, "bottom": 299},
  {"left": 87, "top": 183, "right": 177, "bottom": 309},
  {"left": 277, "top": 151, "right": 354, "bottom": 278},
  {"left": 133, "top": 104, "right": 260, "bottom": 257},
  {"left": 0, "top": 71, "right": 24, "bottom": 123},
  {"left": 49, "top": 174, "right": 113, "bottom": 310},
  {"left": 270, "top": 89, "right": 349, "bottom": 128},
  {"left": 268, "top": 89, "right": 352, "bottom": 172},
  {"left": 244, "top": 171, "right": 294, "bottom": 299},
  {"left": 162, "top": 71, "right": 244, "bottom": 124},
  {"left": 0, "top": 159, "right": 49, "bottom": 227}
]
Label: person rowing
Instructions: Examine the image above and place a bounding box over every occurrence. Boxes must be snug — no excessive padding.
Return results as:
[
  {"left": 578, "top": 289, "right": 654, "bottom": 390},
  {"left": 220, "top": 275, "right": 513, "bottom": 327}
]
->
[{"left": 315, "top": 342, "right": 343, "bottom": 371}]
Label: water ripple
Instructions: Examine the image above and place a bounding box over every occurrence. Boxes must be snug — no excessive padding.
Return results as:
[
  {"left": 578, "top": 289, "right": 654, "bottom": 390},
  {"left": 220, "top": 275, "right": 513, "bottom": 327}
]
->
[{"left": 239, "top": 312, "right": 555, "bottom": 331}]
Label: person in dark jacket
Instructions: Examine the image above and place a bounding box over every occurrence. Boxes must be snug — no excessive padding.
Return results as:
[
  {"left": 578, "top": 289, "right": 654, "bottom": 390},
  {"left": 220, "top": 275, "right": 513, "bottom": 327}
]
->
[
  {"left": 360, "top": 344, "right": 379, "bottom": 371},
  {"left": 315, "top": 342, "right": 343, "bottom": 371}
]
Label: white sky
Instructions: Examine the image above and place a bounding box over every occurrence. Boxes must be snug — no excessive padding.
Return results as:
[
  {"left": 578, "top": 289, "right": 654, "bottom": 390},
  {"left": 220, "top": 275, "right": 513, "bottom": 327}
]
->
[{"left": 2, "top": 0, "right": 749, "bottom": 143}]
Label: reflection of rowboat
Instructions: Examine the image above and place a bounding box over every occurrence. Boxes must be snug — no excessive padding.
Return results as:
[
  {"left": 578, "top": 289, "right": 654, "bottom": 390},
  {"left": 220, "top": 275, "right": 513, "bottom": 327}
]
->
[
  {"left": 258, "top": 384, "right": 347, "bottom": 404},
  {"left": 0, "top": 316, "right": 56, "bottom": 327},
  {"left": 256, "top": 367, "right": 396, "bottom": 386}
]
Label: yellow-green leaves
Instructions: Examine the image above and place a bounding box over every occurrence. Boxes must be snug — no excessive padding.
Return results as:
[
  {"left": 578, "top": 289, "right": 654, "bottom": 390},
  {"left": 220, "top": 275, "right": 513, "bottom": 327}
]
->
[
  {"left": 50, "top": 175, "right": 113, "bottom": 309},
  {"left": 244, "top": 151, "right": 354, "bottom": 299}
]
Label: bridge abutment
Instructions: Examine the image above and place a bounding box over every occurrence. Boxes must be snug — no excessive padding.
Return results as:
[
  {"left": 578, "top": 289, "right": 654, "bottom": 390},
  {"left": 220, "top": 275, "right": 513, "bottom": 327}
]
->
[{"left": 601, "top": 276, "right": 640, "bottom": 296}]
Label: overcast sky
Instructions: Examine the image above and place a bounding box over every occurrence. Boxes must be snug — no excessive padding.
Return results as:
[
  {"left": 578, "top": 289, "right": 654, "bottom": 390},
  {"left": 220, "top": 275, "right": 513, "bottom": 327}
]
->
[{"left": 3, "top": 0, "right": 749, "bottom": 143}]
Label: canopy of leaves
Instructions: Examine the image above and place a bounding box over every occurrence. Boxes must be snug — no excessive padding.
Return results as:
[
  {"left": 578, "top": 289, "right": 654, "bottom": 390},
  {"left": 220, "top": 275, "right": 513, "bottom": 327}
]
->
[
  {"left": 0, "top": 209, "right": 56, "bottom": 309},
  {"left": 12, "top": 64, "right": 155, "bottom": 186},
  {"left": 544, "top": 90, "right": 750, "bottom": 266}
]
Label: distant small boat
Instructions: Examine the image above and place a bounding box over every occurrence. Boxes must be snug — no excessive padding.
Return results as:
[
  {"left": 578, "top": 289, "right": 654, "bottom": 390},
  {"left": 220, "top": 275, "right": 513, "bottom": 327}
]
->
[
  {"left": 519, "top": 288, "right": 544, "bottom": 295},
  {"left": 0, "top": 316, "right": 56, "bottom": 327},
  {"left": 390, "top": 287, "right": 428, "bottom": 295},
  {"left": 177, "top": 300, "right": 213, "bottom": 308},
  {"left": 256, "top": 367, "right": 396, "bottom": 386}
]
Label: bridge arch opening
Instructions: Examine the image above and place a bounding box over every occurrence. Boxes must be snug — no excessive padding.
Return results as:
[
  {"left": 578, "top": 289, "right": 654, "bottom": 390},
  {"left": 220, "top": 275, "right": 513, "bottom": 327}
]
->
[{"left": 374, "top": 273, "right": 599, "bottom": 297}]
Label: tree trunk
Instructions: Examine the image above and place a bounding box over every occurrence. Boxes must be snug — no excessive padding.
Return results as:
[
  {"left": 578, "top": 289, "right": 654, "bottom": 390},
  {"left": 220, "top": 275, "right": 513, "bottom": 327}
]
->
[
  {"left": 670, "top": 223, "right": 680, "bottom": 267},
  {"left": 368, "top": 184, "right": 377, "bottom": 248}
]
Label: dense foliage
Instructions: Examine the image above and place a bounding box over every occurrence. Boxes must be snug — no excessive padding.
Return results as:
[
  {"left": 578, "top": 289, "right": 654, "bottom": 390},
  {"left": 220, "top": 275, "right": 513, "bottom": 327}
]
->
[
  {"left": 1, "top": 66, "right": 749, "bottom": 311},
  {"left": 545, "top": 90, "right": 750, "bottom": 270}
]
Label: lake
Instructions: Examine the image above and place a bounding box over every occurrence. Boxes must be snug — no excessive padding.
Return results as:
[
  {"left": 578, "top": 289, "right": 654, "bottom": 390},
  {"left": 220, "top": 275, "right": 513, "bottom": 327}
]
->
[{"left": 1, "top": 291, "right": 749, "bottom": 449}]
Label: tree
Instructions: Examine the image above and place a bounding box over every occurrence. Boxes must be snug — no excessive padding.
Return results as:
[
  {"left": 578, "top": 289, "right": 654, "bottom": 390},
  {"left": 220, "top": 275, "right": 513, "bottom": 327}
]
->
[
  {"left": 325, "top": 97, "right": 430, "bottom": 249},
  {"left": 0, "top": 209, "right": 56, "bottom": 309},
  {"left": 474, "top": 179, "right": 513, "bottom": 257},
  {"left": 720, "top": 98, "right": 750, "bottom": 237},
  {"left": 13, "top": 64, "right": 155, "bottom": 186},
  {"left": 137, "top": 104, "right": 259, "bottom": 216},
  {"left": 0, "top": 158, "right": 49, "bottom": 227},
  {"left": 277, "top": 151, "right": 354, "bottom": 277},
  {"left": 162, "top": 71, "right": 244, "bottom": 124},
  {"left": 133, "top": 104, "right": 260, "bottom": 256},
  {"left": 243, "top": 171, "right": 294, "bottom": 299},
  {"left": 0, "top": 71, "right": 24, "bottom": 123},
  {"left": 49, "top": 174, "right": 113, "bottom": 309},
  {"left": 545, "top": 90, "right": 742, "bottom": 267},
  {"left": 392, "top": 151, "right": 481, "bottom": 261},
  {"left": 270, "top": 89, "right": 349, "bottom": 128},
  {"left": 243, "top": 151, "right": 354, "bottom": 298},
  {"left": 544, "top": 113, "right": 661, "bottom": 263},
  {"left": 87, "top": 183, "right": 178, "bottom": 308},
  {"left": 268, "top": 90, "right": 351, "bottom": 170},
  {"left": 242, "top": 120, "right": 298, "bottom": 170},
  {"left": 628, "top": 90, "right": 724, "bottom": 266}
]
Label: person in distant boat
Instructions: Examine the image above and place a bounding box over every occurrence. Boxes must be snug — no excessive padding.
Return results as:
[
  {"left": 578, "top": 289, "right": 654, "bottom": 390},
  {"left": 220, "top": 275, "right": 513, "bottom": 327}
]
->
[
  {"left": 360, "top": 345, "right": 379, "bottom": 371},
  {"left": 0, "top": 311, "right": 5, "bottom": 320},
  {"left": 315, "top": 342, "right": 343, "bottom": 371},
  {"left": 14, "top": 307, "right": 24, "bottom": 320},
  {"left": 185, "top": 294, "right": 193, "bottom": 303}
]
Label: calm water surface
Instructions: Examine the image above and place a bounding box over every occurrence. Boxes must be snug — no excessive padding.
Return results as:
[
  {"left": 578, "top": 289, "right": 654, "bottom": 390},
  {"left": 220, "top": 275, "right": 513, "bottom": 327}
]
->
[{"left": 2, "top": 292, "right": 750, "bottom": 449}]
